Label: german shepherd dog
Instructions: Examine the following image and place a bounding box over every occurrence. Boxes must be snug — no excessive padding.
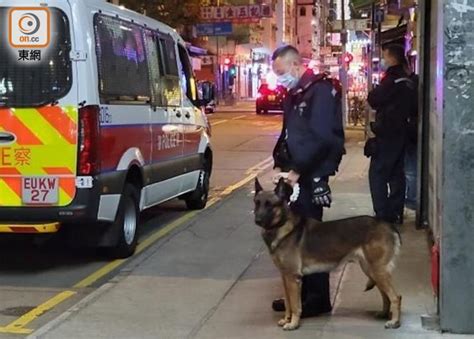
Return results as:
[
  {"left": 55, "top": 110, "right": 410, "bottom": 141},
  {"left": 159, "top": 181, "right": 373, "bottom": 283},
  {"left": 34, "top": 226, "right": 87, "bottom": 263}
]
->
[{"left": 254, "top": 178, "right": 402, "bottom": 331}]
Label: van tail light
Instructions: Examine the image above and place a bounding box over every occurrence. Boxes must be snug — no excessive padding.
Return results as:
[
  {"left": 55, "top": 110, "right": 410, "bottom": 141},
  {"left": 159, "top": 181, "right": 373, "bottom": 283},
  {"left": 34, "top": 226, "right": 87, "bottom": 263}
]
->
[{"left": 78, "top": 105, "right": 101, "bottom": 176}]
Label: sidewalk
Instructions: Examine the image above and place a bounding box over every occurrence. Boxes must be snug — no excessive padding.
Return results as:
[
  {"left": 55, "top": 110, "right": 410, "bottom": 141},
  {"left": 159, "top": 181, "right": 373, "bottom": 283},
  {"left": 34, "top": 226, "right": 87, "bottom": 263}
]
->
[{"left": 30, "top": 140, "right": 454, "bottom": 339}]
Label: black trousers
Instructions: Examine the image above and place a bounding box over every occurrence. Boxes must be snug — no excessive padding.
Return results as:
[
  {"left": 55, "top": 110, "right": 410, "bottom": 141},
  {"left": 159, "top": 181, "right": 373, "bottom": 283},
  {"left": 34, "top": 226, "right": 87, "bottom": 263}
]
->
[
  {"left": 291, "top": 176, "right": 331, "bottom": 308},
  {"left": 369, "top": 149, "right": 406, "bottom": 222}
]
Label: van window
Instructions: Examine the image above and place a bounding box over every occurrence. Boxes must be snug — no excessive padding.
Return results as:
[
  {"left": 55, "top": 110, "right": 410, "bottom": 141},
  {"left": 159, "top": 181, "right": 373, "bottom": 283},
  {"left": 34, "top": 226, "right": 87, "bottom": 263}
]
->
[
  {"left": 161, "top": 39, "right": 179, "bottom": 76},
  {"left": 0, "top": 7, "right": 72, "bottom": 107},
  {"left": 144, "top": 31, "right": 163, "bottom": 106},
  {"left": 94, "top": 15, "right": 150, "bottom": 103},
  {"left": 178, "top": 44, "right": 197, "bottom": 102},
  {"left": 158, "top": 38, "right": 181, "bottom": 107}
]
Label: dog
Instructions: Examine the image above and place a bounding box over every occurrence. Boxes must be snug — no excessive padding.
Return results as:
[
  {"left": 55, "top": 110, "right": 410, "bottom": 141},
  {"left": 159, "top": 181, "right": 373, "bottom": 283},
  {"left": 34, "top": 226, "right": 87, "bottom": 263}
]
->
[{"left": 254, "top": 178, "right": 402, "bottom": 331}]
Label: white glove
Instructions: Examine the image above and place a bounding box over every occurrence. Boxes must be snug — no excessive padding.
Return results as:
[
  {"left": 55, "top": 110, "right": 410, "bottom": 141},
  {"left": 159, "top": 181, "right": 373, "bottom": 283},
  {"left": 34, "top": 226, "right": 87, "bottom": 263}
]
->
[{"left": 289, "top": 183, "right": 300, "bottom": 203}]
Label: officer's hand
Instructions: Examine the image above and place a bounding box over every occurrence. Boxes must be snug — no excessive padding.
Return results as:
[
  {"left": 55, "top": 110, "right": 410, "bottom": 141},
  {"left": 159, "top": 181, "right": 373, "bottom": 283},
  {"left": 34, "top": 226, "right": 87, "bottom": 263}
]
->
[
  {"left": 272, "top": 167, "right": 282, "bottom": 184},
  {"left": 287, "top": 170, "right": 300, "bottom": 187},
  {"left": 312, "top": 178, "right": 332, "bottom": 207}
]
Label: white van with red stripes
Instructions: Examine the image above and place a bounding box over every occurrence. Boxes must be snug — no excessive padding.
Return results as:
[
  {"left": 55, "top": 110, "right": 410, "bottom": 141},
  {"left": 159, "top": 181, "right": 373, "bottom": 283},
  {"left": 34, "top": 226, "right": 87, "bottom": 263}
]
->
[{"left": 0, "top": 0, "right": 212, "bottom": 257}]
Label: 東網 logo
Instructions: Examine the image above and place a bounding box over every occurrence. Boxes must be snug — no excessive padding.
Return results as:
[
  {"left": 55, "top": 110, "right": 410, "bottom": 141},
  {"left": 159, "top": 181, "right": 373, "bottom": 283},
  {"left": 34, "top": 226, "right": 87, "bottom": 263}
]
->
[{"left": 9, "top": 8, "right": 50, "bottom": 48}]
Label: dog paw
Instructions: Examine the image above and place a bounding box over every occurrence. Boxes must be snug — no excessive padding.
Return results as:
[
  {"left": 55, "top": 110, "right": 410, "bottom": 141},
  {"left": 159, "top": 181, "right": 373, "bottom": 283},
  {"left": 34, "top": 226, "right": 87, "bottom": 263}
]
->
[
  {"left": 278, "top": 318, "right": 290, "bottom": 326},
  {"left": 374, "top": 311, "right": 390, "bottom": 319},
  {"left": 283, "top": 322, "right": 299, "bottom": 331},
  {"left": 384, "top": 319, "right": 401, "bottom": 329}
]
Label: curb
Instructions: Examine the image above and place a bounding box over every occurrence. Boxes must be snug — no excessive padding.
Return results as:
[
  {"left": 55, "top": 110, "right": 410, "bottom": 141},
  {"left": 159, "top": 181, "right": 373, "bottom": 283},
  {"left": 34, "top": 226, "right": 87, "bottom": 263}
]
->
[{"left": 26, "top": 282, "right": 116, "bottom": 339}]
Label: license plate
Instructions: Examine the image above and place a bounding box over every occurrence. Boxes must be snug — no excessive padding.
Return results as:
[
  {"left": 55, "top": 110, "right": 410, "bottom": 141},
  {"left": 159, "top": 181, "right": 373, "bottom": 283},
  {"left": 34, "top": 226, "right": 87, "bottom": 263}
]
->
[
  {"left": 268, "top": 95, "right": 275, "bottom": 101},
  {"left": 22, "top": 177, "right": 59, "bottom": 205}
]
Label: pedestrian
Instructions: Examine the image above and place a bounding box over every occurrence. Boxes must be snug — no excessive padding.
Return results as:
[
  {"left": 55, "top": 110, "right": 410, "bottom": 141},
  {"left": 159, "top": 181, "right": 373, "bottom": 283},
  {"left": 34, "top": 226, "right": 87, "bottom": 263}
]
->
[
  {"left": 271, "top": 45, "right": 345, "bottom": 318},
  {"left": 365, "top": 44, "right": 418, "bottom": 223}
]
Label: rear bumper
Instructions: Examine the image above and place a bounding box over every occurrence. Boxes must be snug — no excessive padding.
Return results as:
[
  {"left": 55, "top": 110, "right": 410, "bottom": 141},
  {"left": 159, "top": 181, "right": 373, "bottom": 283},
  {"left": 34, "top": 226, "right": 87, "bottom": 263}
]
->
[
  {"left": 0, "top": 222, "right": 60, "bottom": 233},
  {"left": 256, "top": 99, "right": 284, "bottom": 111},
  {"left": 0, "top": 180, "right": 102, "bottom": 225},
  {"left": 0, "top": 169, "right": 128, "bottom": 226}
]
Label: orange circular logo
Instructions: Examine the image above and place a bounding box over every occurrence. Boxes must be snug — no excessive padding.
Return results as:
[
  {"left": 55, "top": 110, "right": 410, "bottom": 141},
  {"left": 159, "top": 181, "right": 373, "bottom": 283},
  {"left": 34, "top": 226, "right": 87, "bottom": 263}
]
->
[{"left": 18, "top": 13, "right": 40, "bottom": 35}]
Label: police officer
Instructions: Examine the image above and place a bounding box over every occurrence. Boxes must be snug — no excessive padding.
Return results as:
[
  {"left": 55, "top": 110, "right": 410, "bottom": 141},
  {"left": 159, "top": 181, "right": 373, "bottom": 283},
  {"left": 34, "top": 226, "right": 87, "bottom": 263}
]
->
[
  {"left": 366, "top": 44, "right": 417, "bottom": 223},
  {"left": 271, "top": 45, "right": 345, "bottom": 317}
]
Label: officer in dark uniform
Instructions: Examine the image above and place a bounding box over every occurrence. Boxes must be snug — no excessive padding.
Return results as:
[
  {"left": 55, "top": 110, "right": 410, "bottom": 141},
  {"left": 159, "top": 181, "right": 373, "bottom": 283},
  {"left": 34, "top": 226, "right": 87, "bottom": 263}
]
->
[
  {"left": 366, "top": 44, "right": 417, "bottom": 223},
  {"left": 271, "top": 45, "right": 345, "bottom": 317}
]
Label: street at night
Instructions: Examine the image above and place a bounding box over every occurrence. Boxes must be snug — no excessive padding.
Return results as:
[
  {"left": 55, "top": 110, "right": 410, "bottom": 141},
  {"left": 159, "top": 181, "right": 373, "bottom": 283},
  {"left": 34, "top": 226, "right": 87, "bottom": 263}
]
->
[
  {"left": 0, "top": 104, "right": 436, "bottom": 338},
  {"left": 1, "top": 0, "right": 474, "bottom": 337}
]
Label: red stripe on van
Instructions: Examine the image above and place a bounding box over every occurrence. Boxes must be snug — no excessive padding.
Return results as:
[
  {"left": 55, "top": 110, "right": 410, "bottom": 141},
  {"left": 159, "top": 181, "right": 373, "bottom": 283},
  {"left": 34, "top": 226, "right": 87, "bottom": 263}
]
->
[
  {"left": 0, "top": 109, "right": 43, "bottom": 145},
  {"left": 36, "top": 106, "right": 77, "bottom": 145}
]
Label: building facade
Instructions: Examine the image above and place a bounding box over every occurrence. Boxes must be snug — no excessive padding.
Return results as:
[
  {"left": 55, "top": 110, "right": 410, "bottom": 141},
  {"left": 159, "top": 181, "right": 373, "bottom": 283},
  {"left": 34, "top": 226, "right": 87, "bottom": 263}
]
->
[
  {"left": 295, "top": 0, "right": 313, "bottom": 59},
  {"left": 275, "top": 0, "right": 296, "bottom": 45}
]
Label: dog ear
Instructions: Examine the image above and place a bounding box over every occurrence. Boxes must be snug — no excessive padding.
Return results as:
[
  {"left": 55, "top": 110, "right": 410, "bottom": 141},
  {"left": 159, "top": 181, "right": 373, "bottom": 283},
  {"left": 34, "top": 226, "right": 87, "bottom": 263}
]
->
[
  {"left": 275, "top": 177, "right": 292, "bottom": 202},
  {"left": 255, "top": 178, "right": 263, "bottom": 195}
]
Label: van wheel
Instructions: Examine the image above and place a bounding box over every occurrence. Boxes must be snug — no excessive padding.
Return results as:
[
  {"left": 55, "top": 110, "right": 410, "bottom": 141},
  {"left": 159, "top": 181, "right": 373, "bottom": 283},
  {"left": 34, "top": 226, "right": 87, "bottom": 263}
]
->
[
  {"left": 106, "top": 183, "right": 140, "bottom": 259},
  {"left": 185, "top": 160, "right": 211, "bottom": 210}
]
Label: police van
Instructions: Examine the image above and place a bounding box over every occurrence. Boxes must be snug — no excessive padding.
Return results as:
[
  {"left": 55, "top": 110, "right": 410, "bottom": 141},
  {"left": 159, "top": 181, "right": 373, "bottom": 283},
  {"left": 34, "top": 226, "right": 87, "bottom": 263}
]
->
[{"left": 0, "top": 0, "right": 213, "bottom": 257}]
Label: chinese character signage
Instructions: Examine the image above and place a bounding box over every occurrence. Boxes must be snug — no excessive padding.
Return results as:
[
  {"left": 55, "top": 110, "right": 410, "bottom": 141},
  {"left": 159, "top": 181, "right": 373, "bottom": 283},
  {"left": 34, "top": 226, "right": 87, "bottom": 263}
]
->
[
  {"left": 249, "top": 5, "right": 261, "bottom": 18},
  {"left": 236, "top": 6, "right": 249, "bottom": 18},
  {"left": 224, "top": 6, "right": 235, "bottom": 19},
  {"left": 261, "top": 4, "right": 272, "bottom": 17},
  {"left": 18, "top": 49, "right": 42, "bottom": 62},
  {"left": 214, "top": 7, "right": 225, "bottom": 20},
  {"left": 200, "top": 7, "right": 214, "bottom": 20},
  {"left": 200, "top": 4, "right": 273, "bottom": 22}
]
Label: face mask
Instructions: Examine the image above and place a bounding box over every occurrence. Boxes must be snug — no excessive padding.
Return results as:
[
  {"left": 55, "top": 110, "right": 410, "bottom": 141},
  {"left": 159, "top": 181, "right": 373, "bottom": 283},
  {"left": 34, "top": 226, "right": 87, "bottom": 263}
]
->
[
  {"left": 277, "top": 71, "right": 299, "bottom": 89},
  {"left": 380, "top": 59, "right": 388, "bottom": 71}
]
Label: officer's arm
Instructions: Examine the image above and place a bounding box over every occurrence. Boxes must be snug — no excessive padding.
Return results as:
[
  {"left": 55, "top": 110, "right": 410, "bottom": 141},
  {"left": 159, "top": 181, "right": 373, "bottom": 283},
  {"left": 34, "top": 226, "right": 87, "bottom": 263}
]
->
[
  {"left": 291, "top": 83, "right": 334, "bottom": 172},
  {"left": 367, "top": 75, "right": 397, "bottom": 109},
  {"left": 273, "top": 118, "right": 287, "bottom": 169}
]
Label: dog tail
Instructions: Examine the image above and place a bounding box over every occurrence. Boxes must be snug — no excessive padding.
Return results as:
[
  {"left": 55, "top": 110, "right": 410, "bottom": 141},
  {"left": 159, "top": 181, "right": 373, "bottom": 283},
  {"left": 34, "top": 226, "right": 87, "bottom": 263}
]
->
[{"left": 364, "top": 278, "right": 376, "bottom": 292}]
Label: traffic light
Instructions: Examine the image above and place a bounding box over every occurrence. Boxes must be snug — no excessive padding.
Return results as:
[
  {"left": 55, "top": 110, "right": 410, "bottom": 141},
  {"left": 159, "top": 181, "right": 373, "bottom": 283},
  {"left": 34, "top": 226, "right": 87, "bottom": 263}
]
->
[
  {"left": 229, "top": 65, "right": 236, "bottom": 77},
  {"left": 228, "top": 64, "right": 236, "bottom": 86}
]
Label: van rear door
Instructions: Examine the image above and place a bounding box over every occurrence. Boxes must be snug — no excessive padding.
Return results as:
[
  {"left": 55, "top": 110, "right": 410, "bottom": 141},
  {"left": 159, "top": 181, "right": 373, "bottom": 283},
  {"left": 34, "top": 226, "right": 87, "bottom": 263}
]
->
[{"left": 0, "top": 2, "right": 79, "bottom": 207}]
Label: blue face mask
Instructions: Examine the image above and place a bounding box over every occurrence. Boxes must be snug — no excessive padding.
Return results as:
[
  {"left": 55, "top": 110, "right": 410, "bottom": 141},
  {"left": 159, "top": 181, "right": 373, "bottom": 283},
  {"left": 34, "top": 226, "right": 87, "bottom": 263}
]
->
[
  {"left": 380, "top": 59, "right": 388, "bottom": 71},
  {"left": 277, "top": 71, "right": 299, "bottom": 89}
]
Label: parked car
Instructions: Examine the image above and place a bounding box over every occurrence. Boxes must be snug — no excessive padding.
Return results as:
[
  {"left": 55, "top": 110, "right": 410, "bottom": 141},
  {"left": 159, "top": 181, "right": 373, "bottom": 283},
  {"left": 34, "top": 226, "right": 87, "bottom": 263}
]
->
[
  {"left": 0, "top": 0, "right": 213, "bottom": 258},
  {"left": 256, "top": 84, "right": 287, "bottom": 114}
]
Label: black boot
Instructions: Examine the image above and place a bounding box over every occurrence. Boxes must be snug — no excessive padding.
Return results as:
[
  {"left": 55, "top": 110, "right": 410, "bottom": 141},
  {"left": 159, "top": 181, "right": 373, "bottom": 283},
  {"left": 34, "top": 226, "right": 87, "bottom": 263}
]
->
[
  {"left": 271, "top": 273, "right": 332, "bottom": 317},
  {"left": 272, "top": 298, "right": 286, "bottom": 312},
  {"left": 271, "top": 297, "right": 332, "bottom": 317},
  {"left": 301, "top": 272, "right": 332, "bottom": 317}
]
